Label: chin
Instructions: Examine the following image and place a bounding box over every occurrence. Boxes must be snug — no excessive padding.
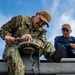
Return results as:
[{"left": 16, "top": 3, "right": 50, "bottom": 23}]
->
[
  {"left": 64, "top": 36, "right": 69, "bottom": 39},
  {"left": 34, "top": 26, "right": 39, "bottom": 29}
]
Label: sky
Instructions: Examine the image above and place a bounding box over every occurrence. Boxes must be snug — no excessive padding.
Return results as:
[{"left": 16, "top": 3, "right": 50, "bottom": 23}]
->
[{"left": 0, "top": 0, "right": 75, "bottom": 59}]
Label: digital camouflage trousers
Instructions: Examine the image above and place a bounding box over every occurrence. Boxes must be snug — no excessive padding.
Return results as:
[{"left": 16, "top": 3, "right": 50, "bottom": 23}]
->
[
  {"left": 3, "top": 44, "right": 25, "bottom": 75},
  {"left": 2, "top": 42, "right": 55, "bottom": 75}
]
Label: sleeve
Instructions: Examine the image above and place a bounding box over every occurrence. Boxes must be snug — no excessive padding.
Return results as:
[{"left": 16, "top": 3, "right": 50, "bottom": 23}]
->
[
  {"left": 71, "top": 37, "right": 75, "bottom": 43},
  {"left": 0, "top": 20, "right": 13, "bottom": 40},
  {"left": 32, "top": 29, "right": 55, "bottom": 58},
  {"left": 0, "top": 15, "right": 22, "bottom": 40},
  {"left": 32, "top": 29, "right": 47, "bottom": 49},
  {"left": 54, "top": 36, "right": 70, "bottom": 49}
]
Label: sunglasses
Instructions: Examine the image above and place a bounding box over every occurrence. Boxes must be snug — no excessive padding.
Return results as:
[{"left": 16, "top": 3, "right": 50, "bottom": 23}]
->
[{"left": 62, "top": 28, "right": 70, "bottom": 32}]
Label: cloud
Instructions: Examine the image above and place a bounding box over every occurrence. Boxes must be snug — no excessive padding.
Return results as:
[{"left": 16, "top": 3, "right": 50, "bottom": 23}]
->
[
  {"left": 48, "top": 12, "right": 75, "bottom": 45},
  {"left": 59, "top": 14, "right": 75, "bottom": 36},
  {"left": 0, "top": 12, "right": 12, "bottom": 58},
  {"left": 41, "top": 0, "right": 75, "bottom": 46},
  {"left": 41, "top": 0, "right": 51, "bottom": 9},
  {"left": 0, "top": 38, "right": 5, "bottom": 57},
  {"left": 0, "top": 12, "right": 12, "bottom": 27},
  {"left": 51, "top": 0, "right": 59, "bottom": 14},
  {"left": 0, "top": 0, "right": 75, "bottom": 59}
]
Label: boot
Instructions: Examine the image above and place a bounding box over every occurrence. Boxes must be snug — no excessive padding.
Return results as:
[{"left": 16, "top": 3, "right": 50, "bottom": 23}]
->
[{"left": 47, "top": 46, "right": 66, "bottom": 62}]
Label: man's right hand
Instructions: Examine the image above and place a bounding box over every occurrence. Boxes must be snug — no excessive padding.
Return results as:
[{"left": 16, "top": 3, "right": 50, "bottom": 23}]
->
[
  {"left": 4, "top": 35, "right": 15, "bottom": 44},
  {"left": 21, "top": 34, "right": 32, "bottom": 42},
  {"left": 70, "top": 43, "right": 75, "bottom": 49}
]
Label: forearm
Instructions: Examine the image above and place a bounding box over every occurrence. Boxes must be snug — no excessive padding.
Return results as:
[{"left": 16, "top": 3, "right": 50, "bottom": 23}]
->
[
  {"left": 70, "top": 43, "right": 75, "bottom": 48},
  {"left": 0, "top": 28, "right": 11, "bottom": 40},
  {"left": 0, "top": 18, "right": 14, "bottom": 40},
  {"left": 55, "top": 41, "right": 70, "bottom": 49},
  {"left": 32, "top": 29, "right": 47, "bottom": 49},
  {"left": 0, "top": 16, "right": 20, "bottom": 40},
  {"left": 32, "top": 39, "right": 46, "bottom": 49},
  {"left": 63, "top": 43, "right": 70, "bottom": 48}
]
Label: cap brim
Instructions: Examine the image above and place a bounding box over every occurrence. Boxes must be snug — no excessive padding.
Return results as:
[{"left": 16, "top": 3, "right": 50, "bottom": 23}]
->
[
  {"left": 40, "top": 15, "right": 49, "bottom": 28},
  {"left": 62, "top": 27, "right": 70, "bottom": 30},
  {"left": 46, "top": 23, "right": 49, "bottom": 28}
]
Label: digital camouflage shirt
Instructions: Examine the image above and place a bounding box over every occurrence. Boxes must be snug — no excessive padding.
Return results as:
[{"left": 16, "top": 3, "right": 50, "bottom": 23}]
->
[{"left": 0, "top": 15, "right": 55, "bottom": 58}]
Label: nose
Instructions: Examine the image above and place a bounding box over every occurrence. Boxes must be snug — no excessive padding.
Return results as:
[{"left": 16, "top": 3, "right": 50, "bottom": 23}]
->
[{"left": 39, "top": 22, "right": 45, "bottom": 26}]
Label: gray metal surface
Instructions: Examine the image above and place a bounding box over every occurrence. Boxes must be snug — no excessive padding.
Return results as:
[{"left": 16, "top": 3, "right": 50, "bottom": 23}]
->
[
  {"left": 0, "top": 58, "right": 75, "bottom": 75},
  {"left": 40, "top": 62, "right": 75, "bottom": 74},
  {"left": 0, "top": 61, "right": 7, "bottom": 73},
  {"left": 22, "top": 54, "right": 39, "bottom": 73},
  {"left": 61, "top": 58, "right": 75, "bottom": 62}
]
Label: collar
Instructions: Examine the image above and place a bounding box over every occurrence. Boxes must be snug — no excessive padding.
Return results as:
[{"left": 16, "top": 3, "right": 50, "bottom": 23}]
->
[{"left": 62, "top": 35, "right": 73, "bottom": 41}]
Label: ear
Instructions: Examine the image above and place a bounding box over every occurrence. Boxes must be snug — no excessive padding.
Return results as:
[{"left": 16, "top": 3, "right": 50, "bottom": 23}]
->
[
  {"left": 35, "top": 12, "right": 39, "bottom": 16},
  {"left": 70, "top": 30, "right": 72, "bottom": 33}
]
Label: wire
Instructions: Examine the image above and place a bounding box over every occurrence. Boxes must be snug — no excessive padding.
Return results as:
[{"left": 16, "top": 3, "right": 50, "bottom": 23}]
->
[{"left": 30, "top": 53, "right": 37, "bottom": 75}]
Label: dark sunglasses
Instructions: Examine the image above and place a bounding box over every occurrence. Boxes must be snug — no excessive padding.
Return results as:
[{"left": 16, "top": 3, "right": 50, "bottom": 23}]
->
[{"left": 62, "top": 28, "right": 69, "bottom": 32}]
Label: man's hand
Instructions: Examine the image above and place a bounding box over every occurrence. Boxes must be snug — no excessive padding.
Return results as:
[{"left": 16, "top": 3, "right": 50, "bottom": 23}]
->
[
  {"left": 21, "top": 34, "right": 32, "bottom": 42},
  {"left": 4, "top": 35, "right": 15, "bottom": 44},
  {"left": 70, "top": 43, "right": 75, "bottom": 48}
]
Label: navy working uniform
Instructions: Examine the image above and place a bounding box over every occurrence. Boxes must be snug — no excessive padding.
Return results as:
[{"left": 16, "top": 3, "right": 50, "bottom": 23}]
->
[
  {"left": 0, "top": 10, "right": 66, "bottom": 75},
  {"left": 0, "top": 15, "right": 55, "bottom": 75}
]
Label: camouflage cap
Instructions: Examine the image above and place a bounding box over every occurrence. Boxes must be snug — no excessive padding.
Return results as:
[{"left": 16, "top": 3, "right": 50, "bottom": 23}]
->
[
  {"left": 62, "top": 24, "right": 71, "bottom": 30},
  {"left": 39, "top": 10, "right": 51, "bottom": 28}
]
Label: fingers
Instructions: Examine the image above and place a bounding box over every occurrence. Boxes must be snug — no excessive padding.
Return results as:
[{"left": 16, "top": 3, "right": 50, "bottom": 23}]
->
[
  {"left": 5, "top": 35, "right": 15, "bottom": 44},
  {"left": 21, "top": 34, "right": 32, "bottom": 42},
  {"left": 4, "top": 34, "right": 32, "bottom": 44},
  {"left": 25, "top": 36, "right": 29, "bottom": 41}
]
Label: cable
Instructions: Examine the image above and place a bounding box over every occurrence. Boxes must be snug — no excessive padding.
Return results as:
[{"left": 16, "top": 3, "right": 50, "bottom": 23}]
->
[{"left": 30, "top": 52, "right": 37, "bottom": 75}]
